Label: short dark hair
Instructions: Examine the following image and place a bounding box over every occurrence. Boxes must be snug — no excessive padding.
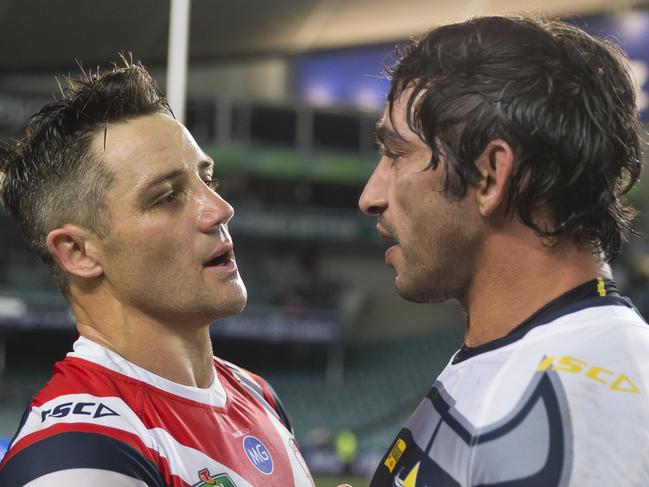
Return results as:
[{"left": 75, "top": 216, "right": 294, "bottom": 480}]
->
[
  {"left": 387, "top": 16, "right": 643, "bottom": 262},
  {"left": 0, "top": 55, "right": 171, "bottom": 293}
]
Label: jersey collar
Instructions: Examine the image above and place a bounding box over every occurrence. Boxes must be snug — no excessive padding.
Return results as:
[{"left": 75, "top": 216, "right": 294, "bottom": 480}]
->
[
  {"left": 68, "top": 336, "right": 228, "bottom": 407},
  {"left": 452, "top": 278, "right": 634, "bottom": 364}
]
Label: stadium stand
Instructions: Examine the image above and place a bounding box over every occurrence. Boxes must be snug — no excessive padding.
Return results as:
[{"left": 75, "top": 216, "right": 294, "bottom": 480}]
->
[{"left": 261, "top": 328, "right": 463, "bottom": 452}]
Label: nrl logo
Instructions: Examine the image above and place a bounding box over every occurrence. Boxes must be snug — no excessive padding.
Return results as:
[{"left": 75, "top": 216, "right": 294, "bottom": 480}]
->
[{"left": 192, "top": 468, "right": 237, "bottom": 487}]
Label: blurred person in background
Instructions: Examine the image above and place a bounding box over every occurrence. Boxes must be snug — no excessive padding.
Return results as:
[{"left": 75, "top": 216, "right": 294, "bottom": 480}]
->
[
  {"left": 0, "top": 57, "right": 314, "bottom": 487},
  {"left": 359, "top": 16, "right": 649, "bottom": 486}
]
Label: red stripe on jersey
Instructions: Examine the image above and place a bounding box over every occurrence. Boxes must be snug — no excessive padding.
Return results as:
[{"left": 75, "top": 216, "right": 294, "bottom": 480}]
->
[
  {"left": 30, "top": 358, "right": 145, "bottom": 408},
  {"left": 167, "top": 473, "right": 191, "bottom": 487}
]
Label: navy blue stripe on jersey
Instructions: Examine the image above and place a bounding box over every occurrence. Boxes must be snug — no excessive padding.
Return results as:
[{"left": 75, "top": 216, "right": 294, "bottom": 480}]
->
[
  {"left": 262, "top": 380, "right": 294, "bottom": 433},
  {"left": 370, "top": 372, "right": 570, "bottom": 487},
  {"left": 453, "top": 279, "right": 639, "bottom": 364},
  {"left": 1, "top": 401, "right": 31, "bottom": 462},
  {"left": 0, "top": 431, "right": 166, "bottom": 486},
  {"left": 432, "top": 374, "right": 568, "bottom": 486},
  {"left": 369, "top": 428, "right": 461, "bottom": 487}
]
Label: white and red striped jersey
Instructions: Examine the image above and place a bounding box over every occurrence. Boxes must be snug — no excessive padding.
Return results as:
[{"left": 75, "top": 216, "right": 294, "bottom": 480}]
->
[{"left": 0, "top": 336, "right": 315, "bottom": 487}]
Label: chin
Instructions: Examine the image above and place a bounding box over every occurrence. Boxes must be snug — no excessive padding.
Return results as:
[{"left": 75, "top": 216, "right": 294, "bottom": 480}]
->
[
  {"left": 232, "top": 280, "right": 248, "bottom": 310},
  {"left": 396, "top": 276, "right": 453, "bottom": 304},
  {"left": 398, "top": 287, "right": 453, "bottom": 304},
  {"left": 214, "top": 284, "right": 248, "bottom": 319}
]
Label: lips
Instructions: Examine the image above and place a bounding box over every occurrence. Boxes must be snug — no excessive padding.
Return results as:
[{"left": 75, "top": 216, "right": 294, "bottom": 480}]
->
[
  {"left": 376, "top": 221, "right": 398, "bottom": 266},
  {"left": 376, "top": 223, "right": 393, "bottom": 241},
  {"left": 202, "top": 244, "right": 234, "bottom": 268},
  {"left": 376, "top": 221, "right": 397, "bottom": 244}
]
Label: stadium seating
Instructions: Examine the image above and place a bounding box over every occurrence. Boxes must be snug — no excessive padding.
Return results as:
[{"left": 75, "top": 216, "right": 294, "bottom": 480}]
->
[{"left": 263, "top": 328, "right": 463, "bottom": 451}]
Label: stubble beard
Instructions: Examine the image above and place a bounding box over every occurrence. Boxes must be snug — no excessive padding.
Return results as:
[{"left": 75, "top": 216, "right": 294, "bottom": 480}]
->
[
  {"left": 395, "top": 228, "right": 480, "bottom": 305},
  {"left": 395, "top": 259, "right": 459, "bottom": 304}
]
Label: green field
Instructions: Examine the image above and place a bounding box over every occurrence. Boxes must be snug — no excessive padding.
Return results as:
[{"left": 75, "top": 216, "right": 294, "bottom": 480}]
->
[{"left": 315, "top": 476, "right": 369, "bottom": 487}]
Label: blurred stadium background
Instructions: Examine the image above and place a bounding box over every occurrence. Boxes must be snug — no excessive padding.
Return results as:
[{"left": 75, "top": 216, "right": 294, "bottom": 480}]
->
[{"left": 1, "top": 1, "right": 649, "bottom": 485}]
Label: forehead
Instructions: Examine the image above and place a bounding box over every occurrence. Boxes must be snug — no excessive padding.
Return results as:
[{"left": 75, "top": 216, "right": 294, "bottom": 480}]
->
[{"left": 89, "top": 113, "right": 207, "bottom": 180}]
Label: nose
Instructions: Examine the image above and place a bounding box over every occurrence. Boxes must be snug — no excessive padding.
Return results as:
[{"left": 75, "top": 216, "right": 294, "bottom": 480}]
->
[
  {"left": 197, "top": 183, "right": 234, "bottom": 233},
  {"left": 359, "top": 159, "right": 389, "bottom": 216}
]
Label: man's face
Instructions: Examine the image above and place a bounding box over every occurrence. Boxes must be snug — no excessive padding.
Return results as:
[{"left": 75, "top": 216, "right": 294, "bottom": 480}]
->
[
  {"left": 359, "top": 90, "right": 484, "bottom": 303},
  {"left": 90, "top": 113, "right": 246, "bottom": 324}
]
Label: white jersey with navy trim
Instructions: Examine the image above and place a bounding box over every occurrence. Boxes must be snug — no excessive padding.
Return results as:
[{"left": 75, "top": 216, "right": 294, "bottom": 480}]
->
[{"left": 371, "top": 279, "right": 649, "bottom": 486}]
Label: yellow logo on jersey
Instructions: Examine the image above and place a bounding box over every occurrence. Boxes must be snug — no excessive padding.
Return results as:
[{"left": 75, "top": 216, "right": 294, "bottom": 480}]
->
[
  {"left": 395, "top": 461, "right": 420, "bottom": 487},
  {"left": 537, "top": 355, "right": 640, "bottom": 393},
  {"left": 384, "top": 438, "right": 406, "bottom": 473},
  {"left": 596, "top": 276, "right": 607, "bottom": 296}
]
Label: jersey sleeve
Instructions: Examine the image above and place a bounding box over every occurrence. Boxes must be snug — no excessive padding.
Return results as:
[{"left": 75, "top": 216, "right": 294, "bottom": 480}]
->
[{"left": 0, "top": 431, "right": 166, "bottom": 487}]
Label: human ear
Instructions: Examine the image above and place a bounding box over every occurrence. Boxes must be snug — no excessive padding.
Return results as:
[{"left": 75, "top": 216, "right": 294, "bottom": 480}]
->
[
  {"left": 474, "top": 140, "right": 514, "bottom": 217},
  {"left": 46, "top": 225, "right": 104, "bottom": 279}
]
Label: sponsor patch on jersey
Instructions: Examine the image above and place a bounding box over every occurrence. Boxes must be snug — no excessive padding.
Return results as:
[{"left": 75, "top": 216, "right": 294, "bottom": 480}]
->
[
  {"left": 384, "top": 437, "right": 407, "bottom": 473},
  {"left": 395, "top": 461, "right": 420, "bottom": 487},
  {"left": 40, "top": 401, "right": 119, "bottom": 422},
  {"left": 192, "top": 468, "right": 236, "bottom": 487},
  {"left": 537, "top": 355, "right": 641, "bottom": 393},
  {"left": 242, "top": 435, "right": 273, "bottom": 475}
]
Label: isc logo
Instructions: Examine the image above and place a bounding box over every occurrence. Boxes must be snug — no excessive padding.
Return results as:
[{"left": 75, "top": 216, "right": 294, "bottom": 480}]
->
[
  {"left": 40, "top": 401, "right": 120, "bottom": 422},
  {"left": 243, "top": 435, "right": 274, "bottom": 475},
  {"left": 537, "top": 355, "right": 640, "bottom": 393}
]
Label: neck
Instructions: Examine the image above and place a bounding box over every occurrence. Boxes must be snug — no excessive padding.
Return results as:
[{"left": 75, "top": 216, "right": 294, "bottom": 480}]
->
[
  {"left": 69, "top": 294, "right": 215, "bottom": 388},
  {"left": 461, "top": 226, "right": 607, "bottom": 348}
]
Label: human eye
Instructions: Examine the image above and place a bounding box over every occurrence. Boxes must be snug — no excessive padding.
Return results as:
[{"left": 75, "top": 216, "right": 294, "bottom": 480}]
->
[
  {"left": 383, "top": 149, "right": 402, "bottom": 159},
  {"left": 156, "top": 190, "right": 178, "bottom": 206},
  {"left": 153, "top": 185, "right": 186, "bottom": 207},
  {"left": 202, "top": 177, "right": 220, "bottom": 192},
  {"left": 380, "top": 146, "right": 405, "bottom": 165},
  {"left": 375, "top": 139, "right": 399, "bottom": 159}
]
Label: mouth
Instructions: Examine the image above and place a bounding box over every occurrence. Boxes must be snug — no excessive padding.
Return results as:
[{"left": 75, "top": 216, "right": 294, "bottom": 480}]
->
[
  {"left": 377, "top": 221, "right": 399, "bottom": 265},
  {"left": 202, "top": 245, "right": 235, "bottom": 269}
]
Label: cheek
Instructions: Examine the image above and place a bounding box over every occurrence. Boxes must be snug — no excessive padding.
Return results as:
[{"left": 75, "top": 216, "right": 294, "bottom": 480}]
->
[
  {"left": 394, "top": 181, "right": 433, "bottom": 227},
  {"left": 390, "top": 178, "right": 417, "bottom": 220},
  {"left": 105, "top": 226, "right": 188, "bottom": 274},
  {"left": 403, "top": 196, "right": 457, "bottom": 256}
]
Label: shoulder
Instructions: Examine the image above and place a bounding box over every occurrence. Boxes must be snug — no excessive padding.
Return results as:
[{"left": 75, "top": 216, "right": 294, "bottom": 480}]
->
[
  {"left": 36, "top": 355, "right": 145, "bottom": 403},
  {"left": 535, "top": 301, "right": 649, "bottom": 371},
  {"left": 0, "top": 362, "right": 161, "bottom": 486},
  {"left": 542, "top": 306, "right": 649, "bottom": 483},
  {"left": 215, "top": 358, "right": 294, "bottom": 433},
  {"left": 10, "top": 357, "right": 149, "bottom": 449}
]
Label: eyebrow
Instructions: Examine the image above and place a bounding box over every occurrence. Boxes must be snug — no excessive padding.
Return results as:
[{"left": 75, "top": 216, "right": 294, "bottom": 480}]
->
[
  {"left": 141, "top": 168, "right": 184, "bottom": 193},
  {"left": 375, "top": 123, "right": 409, "bottom": 147},
  {"left": 140, "top": 159, "right": 215, "bottom": 194},
  {"left": 198, "top": 158, "right": 214, "bottom": 172}
]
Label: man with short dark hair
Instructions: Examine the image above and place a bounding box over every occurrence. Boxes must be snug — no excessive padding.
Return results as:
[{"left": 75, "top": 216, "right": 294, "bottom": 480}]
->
[
  {"left": 360, "top": 16, "right": 649, "bottom": 485},
  {"left": 0, "top": 58, "right": 314, "bottom": 487}
]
